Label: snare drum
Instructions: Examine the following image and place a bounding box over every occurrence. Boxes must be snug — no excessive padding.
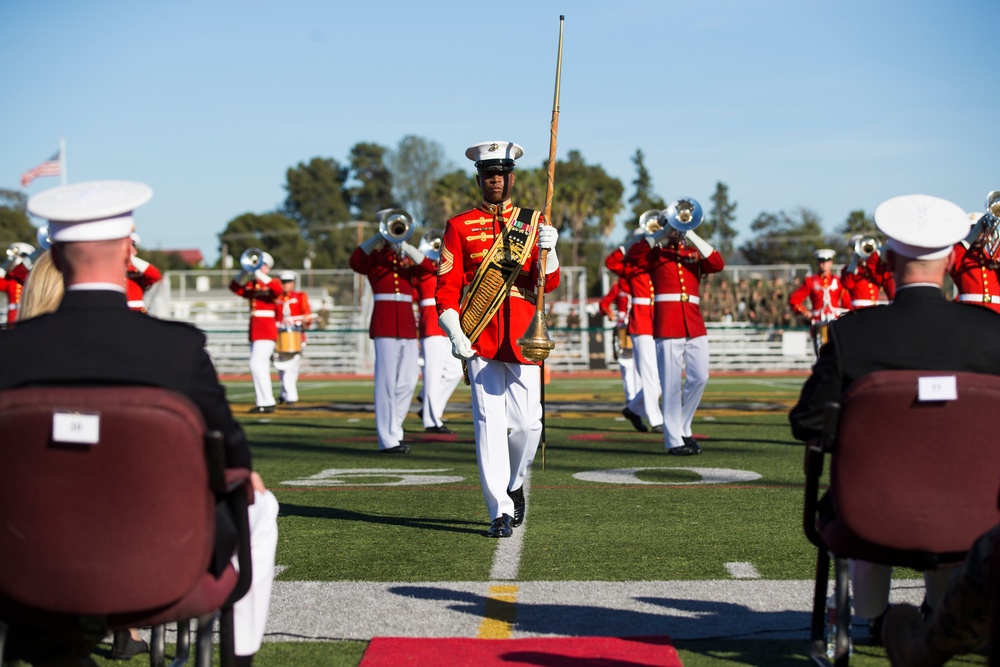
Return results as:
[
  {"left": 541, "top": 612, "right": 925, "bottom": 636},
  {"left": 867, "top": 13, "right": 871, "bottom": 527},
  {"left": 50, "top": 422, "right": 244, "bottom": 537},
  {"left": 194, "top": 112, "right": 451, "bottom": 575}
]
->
[{"left": 276, "top": 327, "right": 303, "bottom": 354}]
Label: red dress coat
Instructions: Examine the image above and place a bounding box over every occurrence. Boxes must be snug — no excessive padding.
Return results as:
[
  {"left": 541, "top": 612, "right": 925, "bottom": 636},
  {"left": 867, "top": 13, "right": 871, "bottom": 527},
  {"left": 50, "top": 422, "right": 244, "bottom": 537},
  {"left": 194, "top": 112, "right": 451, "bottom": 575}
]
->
[
  {"left": 349, "top": 244, "right": 418, "bottom": 339},
  {"left": 276, "top": 290, "right": 313, "bottom": 342},
  {"left": 950, "top": 242, "right": 1000, "bottom": 314},
  {"left": 628, "top": 241, "right": 725, "bottom": 339},
  {"left": 413, "top": 256, "right": 445, "bottom": 338},
  {"left": 125, "top": 261, "right": 163, "bottom": 312},
  {"left": 435, "top": 201, "right": 560, "bottom": 364},
  {"left": 1, "top": 263, "right": 29, "bottom": 325},
  {"left": 230, "top": 277, "right": 282, "bottom": 341},
  {"left": 621, "top": 243, "right": 656, "bottom": 336},
  {"left": 789, "top": 273, "right": 851, "bottom": 323},
  {"left": 841, "top": 252, "right": 895, "bottom": 308}
]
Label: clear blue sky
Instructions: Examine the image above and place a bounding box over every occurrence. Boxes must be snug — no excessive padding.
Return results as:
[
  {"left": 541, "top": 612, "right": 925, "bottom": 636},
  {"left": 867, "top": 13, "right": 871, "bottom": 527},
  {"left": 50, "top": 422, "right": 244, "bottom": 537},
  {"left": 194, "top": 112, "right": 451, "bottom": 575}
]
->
[{"left": 3, "top": 0, "right": 997, "bottom": 264}]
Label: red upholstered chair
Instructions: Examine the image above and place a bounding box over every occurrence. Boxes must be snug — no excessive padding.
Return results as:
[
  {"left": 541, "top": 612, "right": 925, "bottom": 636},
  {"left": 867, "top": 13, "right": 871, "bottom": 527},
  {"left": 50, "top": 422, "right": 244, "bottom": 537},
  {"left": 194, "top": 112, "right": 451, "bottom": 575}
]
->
[
  {"left": 0, "top": 386, "right": 252, "bottom": 667},
  {"left": 803, "top": 370, "right": 1000, "bottom": 667}
]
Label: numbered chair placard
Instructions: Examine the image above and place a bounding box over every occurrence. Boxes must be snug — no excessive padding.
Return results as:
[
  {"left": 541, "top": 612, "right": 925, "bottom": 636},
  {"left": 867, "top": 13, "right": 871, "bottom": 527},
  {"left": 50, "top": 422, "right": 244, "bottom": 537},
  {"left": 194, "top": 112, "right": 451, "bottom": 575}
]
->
[
  {"left": 52, "top": 411, "right": 100, "bottom": 445},
  {"left": 918, "top": 376, "right": 957, "bottom": 402}
]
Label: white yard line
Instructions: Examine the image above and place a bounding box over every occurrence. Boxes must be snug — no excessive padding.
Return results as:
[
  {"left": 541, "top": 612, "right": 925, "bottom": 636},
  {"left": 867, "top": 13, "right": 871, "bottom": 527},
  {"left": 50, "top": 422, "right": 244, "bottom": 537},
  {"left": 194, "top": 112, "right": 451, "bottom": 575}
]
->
[{"left": 725, "top": 562, "right": 761, "bottom": 579}]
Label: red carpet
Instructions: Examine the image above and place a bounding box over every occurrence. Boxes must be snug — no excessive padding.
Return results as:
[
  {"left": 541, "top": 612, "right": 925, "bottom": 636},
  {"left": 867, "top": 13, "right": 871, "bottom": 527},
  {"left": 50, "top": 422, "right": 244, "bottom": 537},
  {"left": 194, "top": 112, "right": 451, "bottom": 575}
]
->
[{"left": 359, "top": 635, "right": 682, "bottom": 666}]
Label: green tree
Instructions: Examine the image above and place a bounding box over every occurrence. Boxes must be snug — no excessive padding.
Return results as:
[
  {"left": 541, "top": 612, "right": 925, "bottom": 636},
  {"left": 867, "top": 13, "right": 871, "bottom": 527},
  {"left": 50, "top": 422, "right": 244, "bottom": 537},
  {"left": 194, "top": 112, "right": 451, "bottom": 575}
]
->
[
  {"left": 550, "top": 150, "right": 624, "bottom": 266},
  {"left": 704, "top": 181, "right": 738, "bottom": 256},
  {"left": 0, "top": 189, "right": 36, "bottom": 247},
  {"left": 835, "top": 209, "right": 878, "bottom": 258},
  {"left": 283, "top": 157, "right": 351, "bottom": 236},
  {"left": 426, "top": 170, "right": 480, "bottom": 225},
  {"left": 387, "top": 135, "right": 452, "bottom": 225},
  {"left": 218, "top": 212, "right": 312, "bottom": 271},
  {"left": 739, "top": 208, "right": 836, "bottom": 265},
  {"left": 627, "top": 148, "right": 666, "bottom": 222},
  {"left": 347, "top": 142, "right": 394, "bottom": 221}
]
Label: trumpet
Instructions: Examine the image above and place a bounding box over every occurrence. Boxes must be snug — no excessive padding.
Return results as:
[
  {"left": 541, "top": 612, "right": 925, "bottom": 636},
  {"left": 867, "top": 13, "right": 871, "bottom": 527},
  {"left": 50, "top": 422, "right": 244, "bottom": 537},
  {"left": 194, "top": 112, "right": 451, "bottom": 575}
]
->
[
  {"left": 970, "top": 190, "right": 1000, "bottom": 267},
  {"left": 377, "top": 208, "right": 414, "bottom": 244},
  {"left": 846, "top": 235, "right": 881, "bottom": 274},
  {"left": 417, "top": 228, "right": 443, "bottom": 261},
  {"left": 1, "top": 242, "right": 35, "bottom": 272},
  {"left": 638, "top": 209, "right": 662, "bottom": 235},
  {"left": 660, "top": 197, "right": 704, "bottom": 233},
  {"left": 240, "top": 248, "right": 266, "bottom": 273}
]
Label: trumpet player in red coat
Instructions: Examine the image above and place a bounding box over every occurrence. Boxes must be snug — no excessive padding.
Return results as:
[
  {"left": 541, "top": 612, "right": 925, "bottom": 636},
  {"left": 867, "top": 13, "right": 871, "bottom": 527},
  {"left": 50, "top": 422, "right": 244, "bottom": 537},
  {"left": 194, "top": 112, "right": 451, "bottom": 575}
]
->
[
  {"left": 125, "top": 232, "right": 162, "bottom": 313},
  {"left": 950, "top": 195, "right": 1000, "bottom": 315},
  {"left": 229, "top": 250, "right": 282, "bottom": 413},
  {"left": 841, "top": 235, "right": 895, "bottom": 309},
  {"left": 628, "top": 199, "right": 724, "bottom": 455},
  {"left": 789, "top": 248, "right": 851, "bottom": 354},
  {"left": 0, "top": 243, "right": 34, "bottom": 326}
]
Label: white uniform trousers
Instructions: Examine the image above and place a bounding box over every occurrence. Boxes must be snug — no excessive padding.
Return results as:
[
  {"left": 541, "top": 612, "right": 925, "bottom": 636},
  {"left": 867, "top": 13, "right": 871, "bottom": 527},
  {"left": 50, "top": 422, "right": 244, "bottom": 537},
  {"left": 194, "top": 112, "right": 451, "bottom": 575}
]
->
[
  {"left": 656, "top": 335, "right": 710, "bottom": 450},
  {"left": 273, "top": 352, "right": 301, "bottom": 403},
  {"left": 849, "top": 559, "right": 954, "bottom": 620},
  {"left": 617, "top": 355, "right": 640, "bottom": 404},
  {"left": 626, "top": 334, "right": 662, "bottom": 427},
  {"left": 248, "top": 340, "right": 276, "bottom": 408},
  {"left": 467, "top": 356, "right": 542, "bottom": 520},
  {"left": 373, "top": 337, "right": 419, "bottom": 450},
  {"left": 420, "top": 335, "right": 464, "bottom": 428},
  {"left": 232, "top": 489, "right": 279, "bottom": 656}
]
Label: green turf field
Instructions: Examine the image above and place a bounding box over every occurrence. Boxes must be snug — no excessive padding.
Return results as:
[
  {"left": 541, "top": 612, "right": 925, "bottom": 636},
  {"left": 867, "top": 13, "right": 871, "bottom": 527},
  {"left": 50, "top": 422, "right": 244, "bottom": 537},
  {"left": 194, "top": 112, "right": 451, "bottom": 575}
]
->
[{"left": 92, "top": 373, "right": 985, "bottom": 667}]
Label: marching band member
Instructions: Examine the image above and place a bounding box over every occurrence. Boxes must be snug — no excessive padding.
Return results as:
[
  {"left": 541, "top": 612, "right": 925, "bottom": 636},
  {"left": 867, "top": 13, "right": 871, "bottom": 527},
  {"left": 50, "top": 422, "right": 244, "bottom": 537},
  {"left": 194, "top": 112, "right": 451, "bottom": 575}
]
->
[
  {"left": 229, "top": 251, "right": 282, "bottom": 413},
  {"left": 629, "top": 200, "right": 724, "bottom": 455},
  {"left": 789, "top": 248, "right": 851, "bottom": 354},
  {"left": 0, "top": 243, "right": 35, "bottom": 326},
  {"left": 349, "top": 221, "right": 421, "bottom": 454},
  {"left": 273, "top": 270, "right": 314, "bottom": 406},
  {"left": 412, "top": 231, "right": 463, "bottom": 434},
  {"left": 950, "top": 203, "right": 1000, "bottom": 314},
  {"left": 841, "top": 234, "right": 895, "bottom": 309},
  {"left": 125, "top": 232, "right": 162, "bottom": 313},
  {"left": 600, "top": 272, "right": 640, "bottom": 408},
  {"left": 436, "top": 140, "right": 560, "bottom": 538},
  {"left": 615, "top": 223, "right": 663, "bottom": 434}
]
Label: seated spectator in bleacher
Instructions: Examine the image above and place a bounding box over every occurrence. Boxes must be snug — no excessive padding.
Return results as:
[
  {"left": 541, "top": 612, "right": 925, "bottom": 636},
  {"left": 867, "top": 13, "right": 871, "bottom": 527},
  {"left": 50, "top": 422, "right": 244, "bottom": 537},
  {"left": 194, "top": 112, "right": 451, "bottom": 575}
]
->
[{"left": 789, "top": 193, "right": 1000, "bottom": 645}]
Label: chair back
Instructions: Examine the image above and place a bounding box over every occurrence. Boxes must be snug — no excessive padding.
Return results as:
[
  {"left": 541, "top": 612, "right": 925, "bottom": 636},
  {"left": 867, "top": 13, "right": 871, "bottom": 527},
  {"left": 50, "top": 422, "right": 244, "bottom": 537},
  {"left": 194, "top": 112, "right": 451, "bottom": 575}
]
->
[
  {"left": 830, "top": 370, "right": 1000, "bottom": 556},
  {"left": 0, "top": 386, "right": 216, "bottom": 616}
]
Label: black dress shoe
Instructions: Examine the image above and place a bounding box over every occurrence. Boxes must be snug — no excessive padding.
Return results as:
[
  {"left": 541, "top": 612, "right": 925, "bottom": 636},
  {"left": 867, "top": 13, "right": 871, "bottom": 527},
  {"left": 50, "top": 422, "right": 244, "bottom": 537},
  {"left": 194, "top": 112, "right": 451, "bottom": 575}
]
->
[
  {"left": 111, "top": 630, "right": 149, "bottom": 660},
  {"left": 380, "top": 444, "right": 411, "bottom": 454},
  {"left": 622, "top": 407, "right": 648, "bottom": 432},
  {"left": 650, "top": 424, "right": 664, "bottom": 433},
  {"left": 249, "top": 405, "right": 275, "bottom": 414},
  {"left": 277, "top": 397, "right": 297, "bottom": 406},
  {"left": 507, "top": 486, "right": 525, "bottom": 527},
  {"left": 486, "top": 514, "right": 513, "bottom": 538},
  {"left": 682, "top": 436, "right": 702, "bottom": 453},
  {"left": 425, "top": 425, "right": 453, "bottom": 434},
  {"left": 667, "top": 443, "right": 701, "bottom": 456}
]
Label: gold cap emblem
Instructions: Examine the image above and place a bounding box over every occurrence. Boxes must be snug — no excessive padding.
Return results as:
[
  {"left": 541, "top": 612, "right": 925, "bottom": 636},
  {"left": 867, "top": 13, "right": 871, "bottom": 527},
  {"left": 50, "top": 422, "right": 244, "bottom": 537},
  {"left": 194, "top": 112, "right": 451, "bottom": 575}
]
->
[{"left": 488, "top": 142, "right": 500, "bottom": 152}]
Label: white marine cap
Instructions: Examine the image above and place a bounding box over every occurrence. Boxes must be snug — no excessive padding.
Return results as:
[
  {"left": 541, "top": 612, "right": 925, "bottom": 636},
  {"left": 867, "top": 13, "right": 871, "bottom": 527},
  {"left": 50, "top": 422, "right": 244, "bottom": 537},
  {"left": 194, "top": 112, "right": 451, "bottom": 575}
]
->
[
  {"left": 813, "top": 248, "right": 836, "bottom": 262},
  {"left": 874, "top": 194, "right": 969, "bottom": 260},
  {"left": 278, "top": 270, "right": 297, "bottom": 282},
  {"left": 27, "top": 180, "right": 152, "bottom": 242},
  {"left": 130, "top": 231, "right": 141, "bottom": 246},
  {"left": 262, "top": 252, "right": 275, "bottom": 269},
  {"left": 465, "top": 141, "right": 524, "bottom": 172}
]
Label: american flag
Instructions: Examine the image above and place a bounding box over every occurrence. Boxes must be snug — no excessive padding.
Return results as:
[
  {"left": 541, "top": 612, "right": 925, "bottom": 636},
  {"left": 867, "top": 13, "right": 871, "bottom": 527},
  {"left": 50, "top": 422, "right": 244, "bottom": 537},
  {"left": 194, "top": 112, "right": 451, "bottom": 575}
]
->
[{"left": 20, "top": 151, "right": 61, "bottom": 187}]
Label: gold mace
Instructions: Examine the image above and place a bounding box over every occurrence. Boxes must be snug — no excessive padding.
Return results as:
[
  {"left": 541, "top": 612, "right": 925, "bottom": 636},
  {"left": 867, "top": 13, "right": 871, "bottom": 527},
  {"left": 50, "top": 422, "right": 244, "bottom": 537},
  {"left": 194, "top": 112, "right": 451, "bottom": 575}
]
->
[
  {"left": 516, "top": 14, "right": 564, "bottom": 364},
  {"left": 516, "top": 15, "right": 564, "bottom": 472}
]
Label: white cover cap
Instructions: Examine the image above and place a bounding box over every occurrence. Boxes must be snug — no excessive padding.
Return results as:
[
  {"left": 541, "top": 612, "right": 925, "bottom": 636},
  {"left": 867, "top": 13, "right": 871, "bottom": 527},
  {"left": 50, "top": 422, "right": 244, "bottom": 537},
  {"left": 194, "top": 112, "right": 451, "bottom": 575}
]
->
[
  {"left": 875, "top": 194, "right": 969, "bottom": 260},
  {"left": 465, "top": 141, "right": 524, "bottom": 172},
  {"left": 813, "top": 248, "right": 836, "bottom": 261},
  {"left": 278, "top": 270, "right": 297, "bottom": 281},
  {"left": 262, "top": 252, "right": 274, "bottom": 269},
  {"left": 28, "top": 180, "right": 152, "bottom": 242}
]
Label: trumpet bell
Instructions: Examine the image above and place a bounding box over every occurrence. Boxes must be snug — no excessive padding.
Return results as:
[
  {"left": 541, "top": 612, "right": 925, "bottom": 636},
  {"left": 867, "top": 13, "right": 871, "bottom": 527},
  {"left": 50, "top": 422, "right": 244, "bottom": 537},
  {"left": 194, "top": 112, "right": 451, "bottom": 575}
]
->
[
  {"left": 637, "top": 209, "right": 662, "bottom": 235},
  {"left": 418, "top": 228, "right": 443, "bottom": 260},
  {"left": 854, "top": 236, "right": 880, "bottom": 259},
  {"left": 378, "top": 208, "right": 414, "bottom": 244},
  {"left": 240, "top": 247, "right": 265, "bottom": 273},
  {"left": 660, "top": 197, "right": 704, "bottom": 233},
  {"left": 36, "top": 226, "right": 51, "bottom": 251}
]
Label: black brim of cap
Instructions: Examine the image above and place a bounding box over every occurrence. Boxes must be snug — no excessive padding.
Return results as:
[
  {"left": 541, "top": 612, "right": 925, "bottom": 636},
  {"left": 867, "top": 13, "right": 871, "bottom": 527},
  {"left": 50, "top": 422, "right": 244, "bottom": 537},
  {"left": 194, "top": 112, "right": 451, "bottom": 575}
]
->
[{"left": 476, "top": 159, "right": 515, "bottom": 173}]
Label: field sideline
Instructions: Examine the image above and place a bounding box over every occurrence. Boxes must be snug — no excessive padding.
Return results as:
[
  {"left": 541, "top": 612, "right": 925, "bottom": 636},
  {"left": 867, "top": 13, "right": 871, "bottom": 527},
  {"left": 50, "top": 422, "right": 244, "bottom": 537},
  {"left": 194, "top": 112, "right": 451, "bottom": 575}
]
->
[{"left": 96, "top": 373, "right": 983, "bottom": 666}]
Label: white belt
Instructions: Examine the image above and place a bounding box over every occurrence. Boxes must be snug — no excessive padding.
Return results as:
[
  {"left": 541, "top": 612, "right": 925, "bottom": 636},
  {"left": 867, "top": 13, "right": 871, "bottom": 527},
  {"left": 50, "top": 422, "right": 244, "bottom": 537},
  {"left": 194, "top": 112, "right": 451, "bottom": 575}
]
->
[
  {"left": 127, "top": 300, "right": 146, "bottom": 308},
  {"left": 959, "top": 294, "right": 997, "bottom": 303},
  {"left": 251, "top": 310, "right": 275, "bottom": 317},
  {"left": 654, "top": 294, "right": 700, "bottom": 304},
  {"left": 850, "top": 299, "right": 876, "bottom": 307},
  {"left": 419, "top": 298, "right": 436, "bottom": 307},
  {"left": 7, "top": 304, "right": 17, "bottom": 311},
  {"left": 631, "top": 297, "right": 651, "bottom": 306},
  {"left": 373, "top": 293, "right": 413, "bottom": 303}
]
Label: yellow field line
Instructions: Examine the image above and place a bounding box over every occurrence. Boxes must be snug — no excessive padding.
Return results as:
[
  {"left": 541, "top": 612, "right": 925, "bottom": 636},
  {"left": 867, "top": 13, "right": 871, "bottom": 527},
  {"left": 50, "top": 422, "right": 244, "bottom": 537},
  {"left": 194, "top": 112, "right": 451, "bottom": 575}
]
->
[{"left": 476, "top": 585, "right": 518, "bottom": 639}]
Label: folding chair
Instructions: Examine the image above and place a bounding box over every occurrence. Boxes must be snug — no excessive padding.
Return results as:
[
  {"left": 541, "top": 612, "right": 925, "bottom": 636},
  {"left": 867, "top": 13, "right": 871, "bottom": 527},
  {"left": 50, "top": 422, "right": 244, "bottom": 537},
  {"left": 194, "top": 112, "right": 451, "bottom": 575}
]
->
[
  {"left": 0, "top": 386, "right": 252, "bottom": 667},
  {"left": 803, "top": 369, "right": 1000, "bottom": 666}
]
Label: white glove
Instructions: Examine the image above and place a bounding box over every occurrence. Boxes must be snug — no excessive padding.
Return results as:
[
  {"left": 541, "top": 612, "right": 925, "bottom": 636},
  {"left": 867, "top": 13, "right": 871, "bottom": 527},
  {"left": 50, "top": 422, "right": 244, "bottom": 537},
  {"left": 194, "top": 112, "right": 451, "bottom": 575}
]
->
[
  {"left": 254, "top": 270, "right": 272, "bottom": 284},
  {"left": 684, "top": 229, "right": 715, "bottom": 258},
  {"left": 537, "top": 225, "right": 558, "bottom": 250},
  {"left": 130, "top": 256, "right": 150, "bottom": 272},
  {"left": 543, "top": 247, "right": 559, "bottom": 274},
  {"left": 360, "top": 234, "right": 381, "bottom": 254},
  {"left": 438, "top": 308, "right": 476, "bottom": 360},
  {"left": 400, "top": 241, "right": 425, "bottom": 265},
  {"left": 584, "top": 302, "right": 600, "bottom": 317}
]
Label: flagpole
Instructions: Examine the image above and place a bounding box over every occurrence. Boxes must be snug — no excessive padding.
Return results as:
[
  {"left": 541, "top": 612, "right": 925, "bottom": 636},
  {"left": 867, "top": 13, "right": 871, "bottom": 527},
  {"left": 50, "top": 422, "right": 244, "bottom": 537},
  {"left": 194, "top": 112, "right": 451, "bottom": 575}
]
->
[{"left": 59, "top": 137, "right": 67, "bottom": 185}]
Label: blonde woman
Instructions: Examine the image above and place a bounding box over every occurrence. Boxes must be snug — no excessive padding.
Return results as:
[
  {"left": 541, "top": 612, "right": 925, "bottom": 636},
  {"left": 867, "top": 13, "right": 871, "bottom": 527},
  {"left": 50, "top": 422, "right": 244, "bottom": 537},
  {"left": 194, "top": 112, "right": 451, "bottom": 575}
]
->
[{"left": 17, "top": 250, "right": 63, "bottom": 321}]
